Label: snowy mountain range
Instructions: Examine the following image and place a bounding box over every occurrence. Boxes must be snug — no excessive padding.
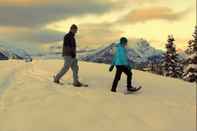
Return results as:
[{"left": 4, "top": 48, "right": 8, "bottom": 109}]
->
[
  {"left": 0, "top": 39, "right": 186, "bottom": 67},
  {"left": 80, "top": 39, "right": 164, "bottom": 69},
  {"left": 0, "top": 42, "right": 32, "bottom": 61}
]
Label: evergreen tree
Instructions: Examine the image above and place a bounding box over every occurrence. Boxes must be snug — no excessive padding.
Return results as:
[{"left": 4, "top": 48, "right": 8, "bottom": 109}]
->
[
  {"left": 183, "top": 25, "right": 197, "bottom": 82},
  {"left": 162, "top": 35, "right": 183, "bottom": 78},
  {"left": 185, "top": 40, "right": 193, "bottom": 55}
]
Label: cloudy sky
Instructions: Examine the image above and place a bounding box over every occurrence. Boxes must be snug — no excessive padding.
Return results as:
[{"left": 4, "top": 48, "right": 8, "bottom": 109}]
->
[{"left": 0, "top": 0, "right": 196, "bottom": 53}]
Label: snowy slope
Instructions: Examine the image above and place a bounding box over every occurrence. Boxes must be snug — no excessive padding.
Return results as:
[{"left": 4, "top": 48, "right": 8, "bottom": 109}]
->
[{"left": 0, "top": 60, "right": 195, "bottom": 131}]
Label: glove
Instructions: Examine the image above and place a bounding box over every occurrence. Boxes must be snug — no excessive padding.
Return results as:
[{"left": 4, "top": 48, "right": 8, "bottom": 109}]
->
[{"left": 109, "top": 65, "right": 114, "bottom": 72}]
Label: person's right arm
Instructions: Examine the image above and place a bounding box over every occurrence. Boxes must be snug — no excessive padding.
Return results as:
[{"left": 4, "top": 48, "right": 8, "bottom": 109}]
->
[{"left": 64, "top": 35, "right": 70, "bottom": 47}]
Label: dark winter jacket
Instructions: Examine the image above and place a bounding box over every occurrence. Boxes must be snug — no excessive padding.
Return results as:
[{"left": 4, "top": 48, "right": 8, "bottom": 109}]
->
[{"left": 62, "top": 32, "right": 76, "bottom": 58}]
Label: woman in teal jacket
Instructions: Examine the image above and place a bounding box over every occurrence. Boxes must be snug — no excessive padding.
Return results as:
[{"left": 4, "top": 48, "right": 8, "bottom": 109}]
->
[{"left": 109, "top": 37, "right": 135, "bottom": 92}]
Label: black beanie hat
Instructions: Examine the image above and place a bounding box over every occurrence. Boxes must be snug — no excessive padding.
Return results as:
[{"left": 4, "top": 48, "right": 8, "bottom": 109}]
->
[{"left": 120, "top": 37, "right": 128, "bottom": 45}]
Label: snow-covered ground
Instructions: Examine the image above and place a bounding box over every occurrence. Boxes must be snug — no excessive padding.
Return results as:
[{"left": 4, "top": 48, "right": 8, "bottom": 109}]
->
[{"left": 0, "top": 60, "right": 195, "bottom": 131}]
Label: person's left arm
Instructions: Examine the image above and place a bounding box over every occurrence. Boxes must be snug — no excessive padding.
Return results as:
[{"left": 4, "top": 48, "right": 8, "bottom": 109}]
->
[
  {"left": 109, "top": 44, "right": 116, "bottom": 72},
  {"left": 126, "top": 48, "right": 133, "bottom": 70}
]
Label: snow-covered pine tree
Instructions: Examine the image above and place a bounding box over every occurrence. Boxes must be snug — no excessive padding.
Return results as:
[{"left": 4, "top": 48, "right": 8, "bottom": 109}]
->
[
  {"left": 185, "top": 40, "right": 193, "bottom": 55},
  {"left": 183, "top": 25, "right": 197, "bottom": 82},
  {"left": 162, "top": 35, "right": 183, "bottom": 78}
]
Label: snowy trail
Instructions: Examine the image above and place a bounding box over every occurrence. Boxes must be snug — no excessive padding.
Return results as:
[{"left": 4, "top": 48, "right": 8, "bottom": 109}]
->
[
  {"left": 0, "top": 61, "right": 29, "bottom": 96},
  {"left": 0, "top": 68, "right": 17, "bottom": 96},
  {"left": 0, "top": 60, "right": 195, "bottom": 131}
]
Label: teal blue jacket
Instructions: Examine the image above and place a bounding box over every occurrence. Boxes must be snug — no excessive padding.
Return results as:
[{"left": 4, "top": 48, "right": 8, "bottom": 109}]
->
[{"left": 112, "top": 43, "right": 130, "bottom": 67}]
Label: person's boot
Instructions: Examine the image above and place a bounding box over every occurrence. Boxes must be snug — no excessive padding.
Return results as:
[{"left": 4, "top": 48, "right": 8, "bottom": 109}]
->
[
  {"left": 73, "top": 81, "right": 83, "bottom": 87},
  {"left": 53, "top": 76, "right": 60, "bottom": 84},
  {"left": 111, "top": 88, "right": 116, "bottom": 92},
  {"left": 127, "top": 85, "right": 137, "bottom": 92},
  {"left": 128, "top": 85, "right": 142, "bottom": 92},
  {"left": 111, "top": 86, "right": 117, "bottom": 92}
]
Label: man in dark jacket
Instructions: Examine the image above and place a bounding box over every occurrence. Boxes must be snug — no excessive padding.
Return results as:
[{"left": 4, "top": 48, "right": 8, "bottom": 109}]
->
[{"left": 54, "top": 24, "right": 82, "bottom": 87}]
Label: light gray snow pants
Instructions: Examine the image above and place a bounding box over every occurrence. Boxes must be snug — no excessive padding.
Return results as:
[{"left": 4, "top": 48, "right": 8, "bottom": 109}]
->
[{"left": 55, "top": 56, "right": 79, "bottom": 83}]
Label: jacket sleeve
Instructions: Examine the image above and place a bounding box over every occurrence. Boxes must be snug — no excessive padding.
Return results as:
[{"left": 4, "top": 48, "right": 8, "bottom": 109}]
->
[
  {"left": 111, "top": 47, "right": 116, "bottom": 65},
  {"left": 127, "top": 58, "right": 133, "bottom": 70},
  {"left": 111, "top": 45, "right": 116, "bottom": 55},
  {"left": 63, "top": 36, "right": 71, "bottom": 56},
  {"left": 126, "top": 49, "right": 133, "bottom": 69},
  {"left": 70, "top": 43, "right": 76, "bottom": 58}
]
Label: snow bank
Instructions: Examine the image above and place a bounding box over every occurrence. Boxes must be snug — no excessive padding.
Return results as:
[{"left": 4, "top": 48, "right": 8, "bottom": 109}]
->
[{"left": 0, "top": 60, "right": 195, "bottom": 131}]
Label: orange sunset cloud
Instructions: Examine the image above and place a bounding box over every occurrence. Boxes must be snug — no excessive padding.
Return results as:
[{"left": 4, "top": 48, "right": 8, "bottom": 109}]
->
[{"left": 121, "top": 6, "right": 190, "bottom": 23}]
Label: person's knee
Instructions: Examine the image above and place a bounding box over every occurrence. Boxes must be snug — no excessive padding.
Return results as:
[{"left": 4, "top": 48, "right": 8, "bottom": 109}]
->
[
  {"left": 76, "top": 65, "right": 79, "bottom": 71},
  {"left": 115, "top": 75, "right": 121, "bottom": 81},
  {"left": 72, "top": 59, "right": 79, "bottom": 69},
  {"left": 64, "top": 62, "right": 71, "bottom": 68},
  {"left": 61, "top": 68, "right": 68, "bottom": 74},
  {"left": 64, "top": 65, "right": 70, "bottom": 70},
  {"left": 72, "top": 64, "right": 79, "bottom": 71},
  {"left": 62, "top": 64, "right": 70, "bottom": 71}
]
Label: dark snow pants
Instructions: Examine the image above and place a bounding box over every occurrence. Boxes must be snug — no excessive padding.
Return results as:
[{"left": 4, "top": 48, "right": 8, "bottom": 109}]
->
[{"left": 111, "top": 65, "right": 132, "bottom": 91}]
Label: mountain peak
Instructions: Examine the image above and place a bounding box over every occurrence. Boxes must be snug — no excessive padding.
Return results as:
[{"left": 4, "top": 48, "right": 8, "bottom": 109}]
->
[{"left": 80, "top": 39, "right": 164, "bottom": 69}]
